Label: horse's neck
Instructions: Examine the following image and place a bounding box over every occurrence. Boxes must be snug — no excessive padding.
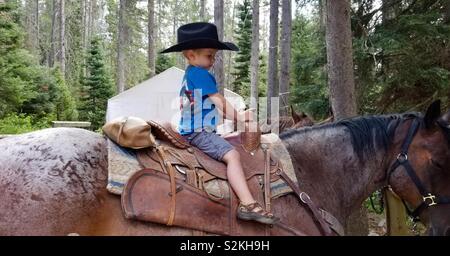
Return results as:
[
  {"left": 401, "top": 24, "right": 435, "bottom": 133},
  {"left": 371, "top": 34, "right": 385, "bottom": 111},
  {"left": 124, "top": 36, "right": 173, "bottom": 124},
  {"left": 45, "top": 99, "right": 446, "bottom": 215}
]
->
[{"left": 282, "top": 126, "right": 387, "bottom": 220}]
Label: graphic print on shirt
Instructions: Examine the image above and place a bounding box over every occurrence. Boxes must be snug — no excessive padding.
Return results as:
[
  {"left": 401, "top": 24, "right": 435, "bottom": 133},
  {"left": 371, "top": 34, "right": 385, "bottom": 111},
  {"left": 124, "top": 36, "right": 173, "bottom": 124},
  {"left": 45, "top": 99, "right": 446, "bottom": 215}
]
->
[{"left": 179, "top": 78, "right": 194, "bottom": 112}]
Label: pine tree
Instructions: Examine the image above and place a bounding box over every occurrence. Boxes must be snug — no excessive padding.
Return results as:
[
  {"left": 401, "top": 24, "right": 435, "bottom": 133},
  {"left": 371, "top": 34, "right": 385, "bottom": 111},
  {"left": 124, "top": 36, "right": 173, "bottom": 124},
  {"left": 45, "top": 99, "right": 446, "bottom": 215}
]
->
[
  {"left": 0, "top": 2, "right": 54, "bottom": 119},
  {"left": 155, "top": 53, "right": 175, "bottom": 74},
  {"left": 0, "top": 2, "right": 34, "bottom": 116},
  {"left": 232, "top": 0, "right": 252, "bottom": 98},
  {"left": 80, "top": 37, "right": 114, "bottom": 130},
  {"left": 52, "top": 68, "right": 78, "bottom": 121},
  {"left": 290, "top": 14, "right": 329, "bottom": 120}
]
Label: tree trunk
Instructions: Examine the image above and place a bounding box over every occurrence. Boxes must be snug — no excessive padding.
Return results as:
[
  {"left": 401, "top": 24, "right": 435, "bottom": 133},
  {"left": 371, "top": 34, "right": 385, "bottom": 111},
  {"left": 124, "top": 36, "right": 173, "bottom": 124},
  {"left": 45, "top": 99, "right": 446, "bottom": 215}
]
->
[
  {"left": 382, "top": 0, "right": 400, "bottom": 23},
  {"left": 59, "top": 0, "right": 65, "bottom": 76},
  {"left": 214, "top": 0, "right": 225, "bottom": 95},
  {"left": 384, "top": 188, "right": 410, "bottom": 235},
  {"left": 157, "top": 0, "right": 162, "bottom": 49},
  {"left": 24, "top": 0, "right": 40, "bottom": 55},
  {"left": 36, "top": 0, "right": 39, "bottom": 46},
  {"left": 380, "top": 0, "right": 411, "bottom": 236},
  {"left": 88, "top": 0, "right": 96, "bottom": 38},
  {"left": 117, "top": 0, "right": 127, "bottom": 93},
  {"left": 279, "top": 0, "right": 291, "bottom": 117},
  {"left": 172, "top": 0, "right": 178, "bottom": 44},
  {"left": 226, "top": 1, "right": 237, "bottom": 90},
  {"left": 148, "top": 0, "right": 156, "bottom": 77},
  {"left": 267, "top": 0, "right": 279, "bottom": 121},
  {"left": 81, "top": 0, "right": 85, "bottom": 55},
  {"left": 326, "top": 0, "right": 365, "bottom": 236},
  {"left": 82, "top": 0, "right": 88, "bottom": 76},
  {"left": 325, "top": 0, "right": 356, "bottom": 120},
  {"left": 200, "top": 0, "right": 206, "bottom": 21},
  {"left": 318, "top": 0, "right": 327, "bottom": 32},
  {"left": 86, "top": 0, "right": 91, "bottom": 46},
  {"left": 250, "top": 0, "right": 260, "bottom": 112},
  {"left": 444, "top": 0, "right": 450, "bottom": 24},
  {"left": 172, "top": 0, "right": 184, "bottom": 68},
  {"left": 49, "top": 0, "right": 58, "bottom": 67}
]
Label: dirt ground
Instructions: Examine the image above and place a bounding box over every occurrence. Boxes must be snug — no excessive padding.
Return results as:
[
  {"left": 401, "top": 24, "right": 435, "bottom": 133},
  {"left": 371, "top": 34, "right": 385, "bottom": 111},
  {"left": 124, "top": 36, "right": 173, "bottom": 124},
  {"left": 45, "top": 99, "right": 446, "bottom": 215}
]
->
[
  {"left": 367, "top": 211, "right": 426, "bottom": 236},
  {"left": 368, "top": 211, "right": 387, "bottom": 236}
]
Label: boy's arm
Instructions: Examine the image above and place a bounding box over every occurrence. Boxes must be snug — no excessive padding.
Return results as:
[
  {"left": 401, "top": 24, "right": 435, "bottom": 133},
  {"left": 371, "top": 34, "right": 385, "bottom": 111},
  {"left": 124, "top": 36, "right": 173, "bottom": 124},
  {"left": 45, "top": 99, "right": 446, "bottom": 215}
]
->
[{"left": 208, "top": 93, "right": 253, "bottom": 122}]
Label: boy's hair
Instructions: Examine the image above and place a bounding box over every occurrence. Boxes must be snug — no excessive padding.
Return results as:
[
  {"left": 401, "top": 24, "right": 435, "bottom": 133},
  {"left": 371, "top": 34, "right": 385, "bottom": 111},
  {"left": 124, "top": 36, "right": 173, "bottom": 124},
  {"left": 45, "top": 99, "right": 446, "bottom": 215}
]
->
[{"left": 182, "top": 49, "right": 202, "bottom": 59}]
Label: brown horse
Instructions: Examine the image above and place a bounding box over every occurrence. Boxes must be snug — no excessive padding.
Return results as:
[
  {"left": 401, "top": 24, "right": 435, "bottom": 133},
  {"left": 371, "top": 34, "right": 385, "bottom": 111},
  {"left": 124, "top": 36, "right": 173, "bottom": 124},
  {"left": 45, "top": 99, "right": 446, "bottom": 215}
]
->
[
  {"left": 259, "top": 105, "right": 314, "bottom": 134},
  {"left": 1, "top": 101, "right": 449, "bottom": 235}
]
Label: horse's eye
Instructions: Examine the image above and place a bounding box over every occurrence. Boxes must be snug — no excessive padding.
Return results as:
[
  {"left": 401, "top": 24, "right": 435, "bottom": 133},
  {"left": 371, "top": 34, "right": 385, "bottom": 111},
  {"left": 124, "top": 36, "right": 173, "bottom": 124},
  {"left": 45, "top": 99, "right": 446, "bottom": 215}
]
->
[{"left": 430, "top": 159, "right": 444, "bottom": 170}]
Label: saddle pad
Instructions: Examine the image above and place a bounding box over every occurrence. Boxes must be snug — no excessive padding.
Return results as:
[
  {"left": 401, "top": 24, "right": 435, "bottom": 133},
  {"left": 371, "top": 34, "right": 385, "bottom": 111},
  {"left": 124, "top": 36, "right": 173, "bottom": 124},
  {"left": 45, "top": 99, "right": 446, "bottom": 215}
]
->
[
  {"left": 121, "top": 168, "right": 232, "bottom": 235},
  {"left": 106, "top": 138, "right": 141, "bottom": 195}
]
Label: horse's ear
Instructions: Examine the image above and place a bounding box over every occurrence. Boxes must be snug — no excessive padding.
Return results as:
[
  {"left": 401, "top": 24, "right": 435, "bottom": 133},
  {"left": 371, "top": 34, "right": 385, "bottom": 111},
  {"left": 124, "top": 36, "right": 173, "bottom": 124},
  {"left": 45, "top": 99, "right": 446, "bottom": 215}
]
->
[
  {"left": 291, "top": 105, "right": 302, "bottom": 123},
  {"left": 424, "top": 100, "right": 441, "bottom": 129}
]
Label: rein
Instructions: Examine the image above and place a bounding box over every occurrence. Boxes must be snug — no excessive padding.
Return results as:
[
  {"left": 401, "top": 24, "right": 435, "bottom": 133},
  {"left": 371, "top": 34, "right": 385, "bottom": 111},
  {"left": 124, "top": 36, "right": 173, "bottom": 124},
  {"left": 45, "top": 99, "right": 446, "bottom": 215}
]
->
[{"left": 387, "top": 118, "right": 450, "bottom": 221}]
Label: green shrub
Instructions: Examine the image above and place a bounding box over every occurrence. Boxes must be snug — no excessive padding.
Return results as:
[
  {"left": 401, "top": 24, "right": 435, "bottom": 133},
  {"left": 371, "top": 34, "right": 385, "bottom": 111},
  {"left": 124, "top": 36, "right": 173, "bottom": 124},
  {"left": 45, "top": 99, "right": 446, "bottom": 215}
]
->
[{"left": 0, "top": 113, "right": 54, "bottom": 134}]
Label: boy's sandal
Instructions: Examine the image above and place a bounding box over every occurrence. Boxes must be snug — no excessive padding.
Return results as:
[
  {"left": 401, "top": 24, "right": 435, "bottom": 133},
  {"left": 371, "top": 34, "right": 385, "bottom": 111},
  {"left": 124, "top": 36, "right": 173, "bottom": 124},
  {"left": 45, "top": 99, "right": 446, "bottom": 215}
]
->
[{"left": 237, "top": 201, "right": 280, "bottom": 225}]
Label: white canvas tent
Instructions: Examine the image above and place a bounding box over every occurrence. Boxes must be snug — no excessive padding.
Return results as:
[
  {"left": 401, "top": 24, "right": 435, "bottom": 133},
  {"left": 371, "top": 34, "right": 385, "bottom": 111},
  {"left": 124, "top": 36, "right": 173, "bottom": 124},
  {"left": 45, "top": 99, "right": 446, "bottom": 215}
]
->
[{"left": 106, "top": 66, "right": 246, "bottom": 134}]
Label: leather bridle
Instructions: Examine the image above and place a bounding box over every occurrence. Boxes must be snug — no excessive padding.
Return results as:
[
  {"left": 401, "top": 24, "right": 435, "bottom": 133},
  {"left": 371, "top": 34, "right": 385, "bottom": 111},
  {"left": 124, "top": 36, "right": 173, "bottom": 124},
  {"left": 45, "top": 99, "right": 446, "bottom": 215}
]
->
[{"left": 387, "top": 118, "right": 450, "bottom": 221}]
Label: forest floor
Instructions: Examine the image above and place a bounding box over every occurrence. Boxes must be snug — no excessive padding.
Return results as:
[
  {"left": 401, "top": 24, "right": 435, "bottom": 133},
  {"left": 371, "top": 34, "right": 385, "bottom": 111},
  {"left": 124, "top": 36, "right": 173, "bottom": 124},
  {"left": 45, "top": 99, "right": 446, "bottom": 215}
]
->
[
  {"left": 367, "top": 211, "right": 426, "bottom": 236},
  {"left": 368, "top": 211, "right": 387, "bottom": 236}
]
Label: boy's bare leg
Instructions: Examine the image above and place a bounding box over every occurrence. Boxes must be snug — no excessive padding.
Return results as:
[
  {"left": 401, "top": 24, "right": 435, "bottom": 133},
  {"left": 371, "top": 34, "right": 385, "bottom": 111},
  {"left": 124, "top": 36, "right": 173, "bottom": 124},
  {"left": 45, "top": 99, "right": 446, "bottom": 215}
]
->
[{"left": 222, "top": 150, "right": 255, "bottom": 205}]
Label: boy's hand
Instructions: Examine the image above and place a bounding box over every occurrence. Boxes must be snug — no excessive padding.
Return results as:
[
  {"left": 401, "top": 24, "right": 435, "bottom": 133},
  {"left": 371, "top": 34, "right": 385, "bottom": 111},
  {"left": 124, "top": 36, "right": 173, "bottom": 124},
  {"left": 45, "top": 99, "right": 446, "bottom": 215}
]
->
[{"left": 237, "top": 108, "right": 256, "bottom": 122}]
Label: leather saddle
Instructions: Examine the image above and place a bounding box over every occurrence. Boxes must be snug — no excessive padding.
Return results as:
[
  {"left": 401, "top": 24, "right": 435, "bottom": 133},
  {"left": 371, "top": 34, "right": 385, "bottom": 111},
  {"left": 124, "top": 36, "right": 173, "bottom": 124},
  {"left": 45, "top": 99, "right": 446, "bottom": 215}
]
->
[
  {"left": 121, "top": 120, "right": 338, "bottom": 236},
  {"left": 141, "top": 120, "right": 275, "bottom": 181},
  {"left": 146, "top": 120, "right": 190, "bottom": 149}
]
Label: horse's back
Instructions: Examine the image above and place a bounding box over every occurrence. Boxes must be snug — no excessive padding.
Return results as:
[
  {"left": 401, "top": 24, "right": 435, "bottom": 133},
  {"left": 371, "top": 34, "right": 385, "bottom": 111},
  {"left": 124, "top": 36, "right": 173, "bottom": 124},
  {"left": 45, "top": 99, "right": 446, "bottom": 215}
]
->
[
  {"left": 0, "top": 128, "right": 324, "bottom": 236},
  {"left": 0, "top": 128, "right": 108, "bottom": 235}
]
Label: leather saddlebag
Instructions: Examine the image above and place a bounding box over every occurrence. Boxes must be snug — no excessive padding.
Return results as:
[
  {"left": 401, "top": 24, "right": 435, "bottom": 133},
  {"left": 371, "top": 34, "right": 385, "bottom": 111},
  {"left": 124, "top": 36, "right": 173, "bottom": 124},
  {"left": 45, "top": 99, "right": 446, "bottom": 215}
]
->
[
  {"left": 121, "top": 168, "right": 232, "bottom": 235},
  {"left": 102, "top": 116, "right": 156, "bottom": 149}
]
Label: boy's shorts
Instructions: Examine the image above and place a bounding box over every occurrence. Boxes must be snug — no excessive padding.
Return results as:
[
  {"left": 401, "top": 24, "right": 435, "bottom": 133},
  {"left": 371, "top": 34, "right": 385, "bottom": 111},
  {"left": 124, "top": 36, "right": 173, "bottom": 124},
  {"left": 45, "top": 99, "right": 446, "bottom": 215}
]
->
[{"left": 182, "top": 131, "right": 234, "bottom": 161}]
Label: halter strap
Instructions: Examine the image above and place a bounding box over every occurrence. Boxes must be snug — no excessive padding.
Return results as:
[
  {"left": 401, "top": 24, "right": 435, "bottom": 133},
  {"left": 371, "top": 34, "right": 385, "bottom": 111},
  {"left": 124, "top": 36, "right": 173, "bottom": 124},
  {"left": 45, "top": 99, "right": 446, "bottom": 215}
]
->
[{"left": 388, "top": 118, "right": 450, "bottom": 221}]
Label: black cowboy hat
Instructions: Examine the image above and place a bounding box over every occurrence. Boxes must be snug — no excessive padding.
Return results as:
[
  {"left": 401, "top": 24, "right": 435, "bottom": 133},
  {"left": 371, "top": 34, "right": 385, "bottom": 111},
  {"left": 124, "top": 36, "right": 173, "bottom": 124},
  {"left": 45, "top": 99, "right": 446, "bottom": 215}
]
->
[{"left": 160, "top": 22, "right": 239, "bottom": 53}]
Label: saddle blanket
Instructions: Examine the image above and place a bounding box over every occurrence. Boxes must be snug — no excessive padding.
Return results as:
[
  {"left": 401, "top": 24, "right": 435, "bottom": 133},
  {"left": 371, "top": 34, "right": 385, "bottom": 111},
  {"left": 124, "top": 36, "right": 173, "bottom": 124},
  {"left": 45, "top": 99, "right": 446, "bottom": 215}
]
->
[{"left": 106, "top": 133, "right": 298, "bottom": 199}]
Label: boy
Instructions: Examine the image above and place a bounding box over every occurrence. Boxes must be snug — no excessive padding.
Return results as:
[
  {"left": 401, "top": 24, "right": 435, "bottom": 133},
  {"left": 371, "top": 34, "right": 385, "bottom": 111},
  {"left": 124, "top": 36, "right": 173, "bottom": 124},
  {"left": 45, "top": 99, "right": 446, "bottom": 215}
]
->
[{"left": 161, "top": 22, "right": 278, "bottom": 225}]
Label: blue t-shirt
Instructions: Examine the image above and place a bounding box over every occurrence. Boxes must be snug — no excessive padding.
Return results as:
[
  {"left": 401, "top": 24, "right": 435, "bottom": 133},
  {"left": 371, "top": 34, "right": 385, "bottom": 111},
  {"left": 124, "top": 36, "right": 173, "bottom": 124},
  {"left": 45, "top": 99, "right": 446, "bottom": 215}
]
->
[{"left": 178, "top": 65, "right": 219, "bottom": 135}]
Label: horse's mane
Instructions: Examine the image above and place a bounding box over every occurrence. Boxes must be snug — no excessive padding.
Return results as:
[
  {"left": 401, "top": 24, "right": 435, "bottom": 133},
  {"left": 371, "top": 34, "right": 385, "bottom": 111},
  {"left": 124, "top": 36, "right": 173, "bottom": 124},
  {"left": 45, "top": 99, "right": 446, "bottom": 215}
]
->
[{"left": 280, "top": 112, "right": 422, "bottom": 161}]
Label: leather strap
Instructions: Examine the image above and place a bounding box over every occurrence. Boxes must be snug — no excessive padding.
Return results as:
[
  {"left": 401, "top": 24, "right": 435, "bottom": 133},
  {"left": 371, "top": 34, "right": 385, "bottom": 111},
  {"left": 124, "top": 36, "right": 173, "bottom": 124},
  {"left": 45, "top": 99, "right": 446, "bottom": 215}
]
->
[
  {"left": 319, "top": 208, "right": 345, "bottom": 236},
  {"left": 262, "top": 143, "right": 271, "bottom": 236},
  {"left": 388, "top": 119, "right": 450, "bottom": 221},
  {"left": 155, "top": 146, "right": 177, "bottom": 226},
  {"left": 279, "top": 170, "right": 333, "bottom": 236},
  {"left": 263, "top": 144, "right": 271, "bottom": 212},
  {"left": 230, "top": 187, "right": 238, "bottom": 235}
]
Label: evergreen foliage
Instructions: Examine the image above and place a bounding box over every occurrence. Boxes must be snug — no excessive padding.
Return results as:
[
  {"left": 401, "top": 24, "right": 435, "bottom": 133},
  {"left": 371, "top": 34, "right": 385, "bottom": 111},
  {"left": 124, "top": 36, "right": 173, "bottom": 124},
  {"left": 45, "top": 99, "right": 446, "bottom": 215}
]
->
[
  {"left": 352, "top": 0, "right": 450, "bottom": 113},
  {"left": 79, "top": 37, "right": 114, "bottom": 130},
  {"left": 0, "top": 2, "right": 38, "bottom": 117},
  {"left": 2, "top": 0, "right": 449, "bottom": 134},
  {"left": 52, "top": 68, "right": 78, "bottom": 121},
  {"left": 156, "top": 53, "right": 176, "bottom": 74},
  {"left": 0, "top": 1, "right": 71, "bottom": 128},
  {"left": 231, "top": 0, "right": 252, "bottom": 98},
  {"left": 290, "top": 13, "right": 329, "bottom": 120}
]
